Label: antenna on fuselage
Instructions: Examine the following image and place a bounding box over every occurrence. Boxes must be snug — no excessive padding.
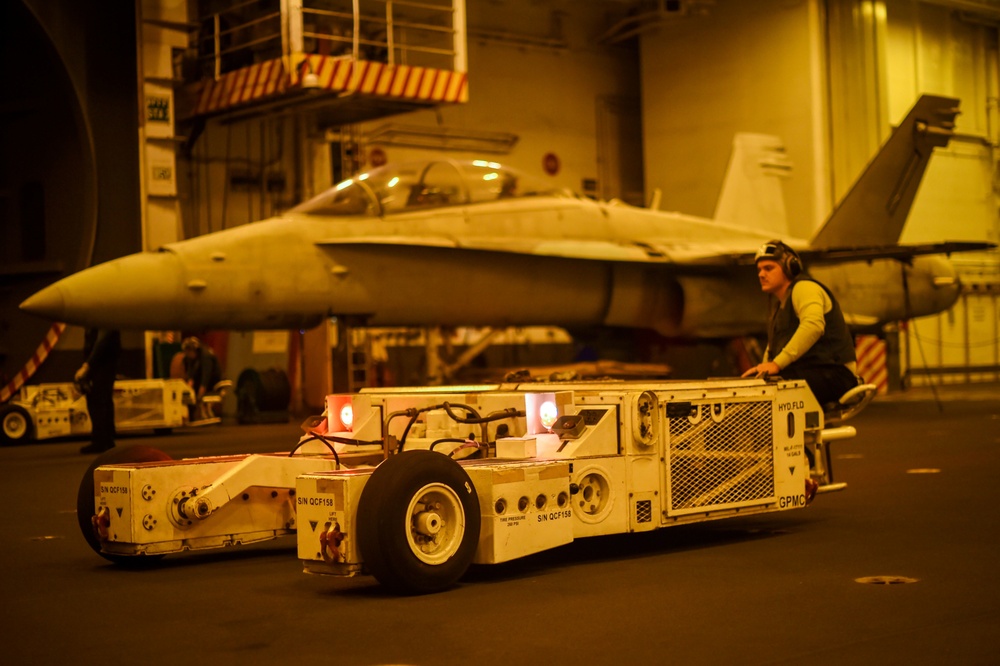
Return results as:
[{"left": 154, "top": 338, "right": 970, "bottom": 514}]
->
[{"left": 648, "top": 188, "right": 662, "bottom": 210}]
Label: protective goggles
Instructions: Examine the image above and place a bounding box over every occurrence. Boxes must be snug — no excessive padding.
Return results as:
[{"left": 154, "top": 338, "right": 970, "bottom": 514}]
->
[{"left": 754, "top": 242, "right": 781, "bottom": 262}]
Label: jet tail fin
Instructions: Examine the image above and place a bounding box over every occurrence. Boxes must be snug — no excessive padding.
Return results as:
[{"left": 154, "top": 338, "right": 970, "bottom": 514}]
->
[
  {"left": 713, "top": 133, "right": 794, "bottom": 237},
  {"left": 809, "top": 95, "right": 959, "bottom": 249}
]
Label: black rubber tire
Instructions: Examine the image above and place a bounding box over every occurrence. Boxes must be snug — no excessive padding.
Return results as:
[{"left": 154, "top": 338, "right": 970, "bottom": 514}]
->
[
  {"left": 236, "top": 368, "right": 290, "bottom": 423},
  {"left": 357, "top": 450, "right": 480, "bottom": 594},
  {"left": 76, "top": 445, "right": 173, "bottom": 565},
  {"left": 0, "top": 404, "right": 34, "bottom": 445}
]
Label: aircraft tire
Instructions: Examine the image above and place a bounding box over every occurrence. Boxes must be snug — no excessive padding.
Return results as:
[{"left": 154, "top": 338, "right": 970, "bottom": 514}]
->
[
  {"left": 0, "top": 405, "right": 33, "bottom": 445},
  {"left": 357, "top": 450, "right": 480, "bottom": 595},
  {"left": 77, "top": 445, "right": 173, "bottom": 565}
]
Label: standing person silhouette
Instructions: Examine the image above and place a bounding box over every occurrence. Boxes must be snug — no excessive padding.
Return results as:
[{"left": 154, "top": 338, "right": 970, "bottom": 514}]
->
[{"left": 76, "top": 328, "right": 121, "bottom": 454}]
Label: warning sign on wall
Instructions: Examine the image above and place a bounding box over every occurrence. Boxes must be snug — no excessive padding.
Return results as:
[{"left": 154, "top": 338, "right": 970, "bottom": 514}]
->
[
  {"left": 144, "top": 82, "right": 174, "bottom": 139},
  {"left": 145, "top": 142, "right": 176, "bottom": 196},
  {"left": 147, "top": 96, "right": 170, "bottom": 122}
]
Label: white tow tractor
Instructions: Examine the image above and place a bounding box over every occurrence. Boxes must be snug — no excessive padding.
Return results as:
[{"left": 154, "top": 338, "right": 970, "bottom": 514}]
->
[
  {"left": 2, "top": 379, "right": 199, "bottom": 444},
  {"left": 79, "top": 377, "right": 874, "bottom": 593}
]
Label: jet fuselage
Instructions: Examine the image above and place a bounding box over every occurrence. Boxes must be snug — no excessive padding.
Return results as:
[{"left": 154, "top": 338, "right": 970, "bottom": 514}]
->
[{"left": 20, "top": 173, "right": 959, "bottom": 338}]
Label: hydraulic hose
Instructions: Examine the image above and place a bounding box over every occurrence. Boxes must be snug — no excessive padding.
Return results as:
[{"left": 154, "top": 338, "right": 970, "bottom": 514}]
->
[{"left": 394, "top": 403, "right": 526, "bottom": 453}]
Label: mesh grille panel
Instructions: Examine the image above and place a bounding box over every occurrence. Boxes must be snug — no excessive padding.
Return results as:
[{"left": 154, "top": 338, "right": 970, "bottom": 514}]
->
[
  {"left": 668, "top": 401, "right": 774, "bottom": 513},
  {"left": 114, "top": 387, "right": 165, "bottom": 423},
  {"left": 635, "top": 499, "right": 652, "bottom": 523}
]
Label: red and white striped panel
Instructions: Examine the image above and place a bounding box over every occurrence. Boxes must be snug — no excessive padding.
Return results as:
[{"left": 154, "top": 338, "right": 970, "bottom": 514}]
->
[
  {"left": 855, "top": 334, "right": 888, "bottom": 394},
  {"left": 297, "top": 55, "right": 468, "bottom": 103},
  {"left": 195, "top": 59, "right": 288, "bottom": 116},
  {"left": 194, "top": 56, "right": 468, "bottom": 117},
  {"left": 0, "top": 323, "right": 66, "bottom": 403}
]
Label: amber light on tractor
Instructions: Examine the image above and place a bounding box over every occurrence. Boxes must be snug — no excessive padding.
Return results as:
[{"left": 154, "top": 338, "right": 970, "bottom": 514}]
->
[
  {"left": 539, "top": 401, "right": 558, "bottom": 430},
  {"left": 326, "top": 395, "right": 354, "bottom": 432},
  {"left": 525, "top": 392, "right": 559, "bottom": 434}
]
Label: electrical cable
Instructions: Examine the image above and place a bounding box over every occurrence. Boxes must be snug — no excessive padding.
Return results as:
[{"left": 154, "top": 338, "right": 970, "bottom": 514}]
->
[
  {"left": 397, "top": 404, "right": 448, "bottom": 452},
  {"left": 289, "top": 434, "right": 340, "bottom": 467},
  {"left": 393, "top": 403, "right": 525, "bottom": 453},
  {"left": 442, "top": 402, "right": 523, "bottom": 445},
  {"left": 429, "top": 438, "right": 468, "bottom": 452}
]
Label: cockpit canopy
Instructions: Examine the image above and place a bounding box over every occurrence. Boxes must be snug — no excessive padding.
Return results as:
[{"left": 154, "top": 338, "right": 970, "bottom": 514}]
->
[{"left": 291, "top": 159, "right": 570, "bottom": 217}]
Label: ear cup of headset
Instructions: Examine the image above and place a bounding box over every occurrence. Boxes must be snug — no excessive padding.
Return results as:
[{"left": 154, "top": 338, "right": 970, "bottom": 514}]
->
[
  {"left": 773, "top": 241, "right": 802, "bottom": 278},
  {"left": 784, "top": 251, "right": 802, "bottom": 278}
]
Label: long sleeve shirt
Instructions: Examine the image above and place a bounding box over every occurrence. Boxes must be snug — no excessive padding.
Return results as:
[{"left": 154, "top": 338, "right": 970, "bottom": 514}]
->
[{"left": 764, "top": 281, "right": 858, "bottom": 373}]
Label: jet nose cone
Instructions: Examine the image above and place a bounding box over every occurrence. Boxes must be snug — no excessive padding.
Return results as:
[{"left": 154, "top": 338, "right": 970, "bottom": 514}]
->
[
  {"left": 20, "top": 284, "right": 66, "bottom": 321},
  {"left": 16, "top": 252, "right": 185, "bottom": 329}
]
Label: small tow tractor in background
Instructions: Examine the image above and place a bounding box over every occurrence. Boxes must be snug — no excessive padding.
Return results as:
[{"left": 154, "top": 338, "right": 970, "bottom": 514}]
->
[
  {"left": 78, "top": 377, "right": 875, "bottom": 593},
  {"left": 1, "top": 379, "right": 206, "bottom": 445}
]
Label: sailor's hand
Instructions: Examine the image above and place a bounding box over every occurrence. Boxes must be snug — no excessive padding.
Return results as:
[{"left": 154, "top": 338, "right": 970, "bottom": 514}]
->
[
  {"left": 74, "top": 363, "right": 90, "bottom": 383},
  {"left": 742, "top": 361, "right": 780, "bottom": 378}
]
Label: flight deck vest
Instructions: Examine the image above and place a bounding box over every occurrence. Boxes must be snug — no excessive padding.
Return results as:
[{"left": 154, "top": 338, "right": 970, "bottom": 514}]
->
[{"left": 767, "top": 277, "right": 856, "bottom": 367}]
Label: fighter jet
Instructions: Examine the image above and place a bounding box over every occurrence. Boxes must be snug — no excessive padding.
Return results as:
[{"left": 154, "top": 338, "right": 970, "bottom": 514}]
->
[{"left": 21, "top": 95, "right": 992, "bottom": 338}]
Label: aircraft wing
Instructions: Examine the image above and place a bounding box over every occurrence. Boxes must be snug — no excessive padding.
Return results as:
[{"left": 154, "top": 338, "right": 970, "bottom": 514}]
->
[
  {"left": 704, "top": 240, "right": 996, "bottom": 268},
  {"left": 842, "top": 313, "right": 881, "bottom": 327},
  {"left": 317, "top": 236, "right": 994, "bottom": 267},
  {"left": 796, "top": 241, "right": 996, "bottom": 265},
  {"left": 317, "top": 236, "right": 460, "bottom": 249},
  {"left": 315, "top": 236, "right": 765, "bottom": 266}
]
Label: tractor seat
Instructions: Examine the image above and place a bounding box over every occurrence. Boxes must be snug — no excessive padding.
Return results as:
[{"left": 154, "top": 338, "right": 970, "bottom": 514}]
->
[
  {"left": 823, "top": 382, "right": 878, "bottom": 426},
  {"left": 201, "top": 379, "right": 233, "bottom": 405}
]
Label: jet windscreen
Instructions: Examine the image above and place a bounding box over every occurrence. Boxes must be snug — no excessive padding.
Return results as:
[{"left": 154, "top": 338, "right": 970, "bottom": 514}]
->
[
  {"left": 290, "top": 179, "right": 378, "bottom": 217},
  {"left": 291, "top": 160, "right": 570, "bottom": 217}
]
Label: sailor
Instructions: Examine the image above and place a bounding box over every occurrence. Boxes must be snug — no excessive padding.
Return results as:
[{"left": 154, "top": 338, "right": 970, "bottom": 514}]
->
[
  {"left": 76, "top": 328, "right": 121, "bottom": 454},
  {"left": 742, "top": 240, "right": 860, "bottom": 406},
  {"left": 182, "top": 336, "right": 221, "bottom": 420}
]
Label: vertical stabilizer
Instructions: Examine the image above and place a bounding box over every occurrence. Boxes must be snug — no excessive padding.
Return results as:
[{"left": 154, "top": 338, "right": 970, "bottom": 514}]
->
[
  {"left": 810, "top": 95, "right": 959, "bottom": 249},
  {"left": 713, "top": 133, "right": 793, "bottom": 237}
]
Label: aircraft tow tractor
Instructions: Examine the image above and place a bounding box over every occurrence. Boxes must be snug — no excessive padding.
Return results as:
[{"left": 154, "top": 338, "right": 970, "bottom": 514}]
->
[{"left": 79, "top": 377, "right": 875, "bottom": 594}]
